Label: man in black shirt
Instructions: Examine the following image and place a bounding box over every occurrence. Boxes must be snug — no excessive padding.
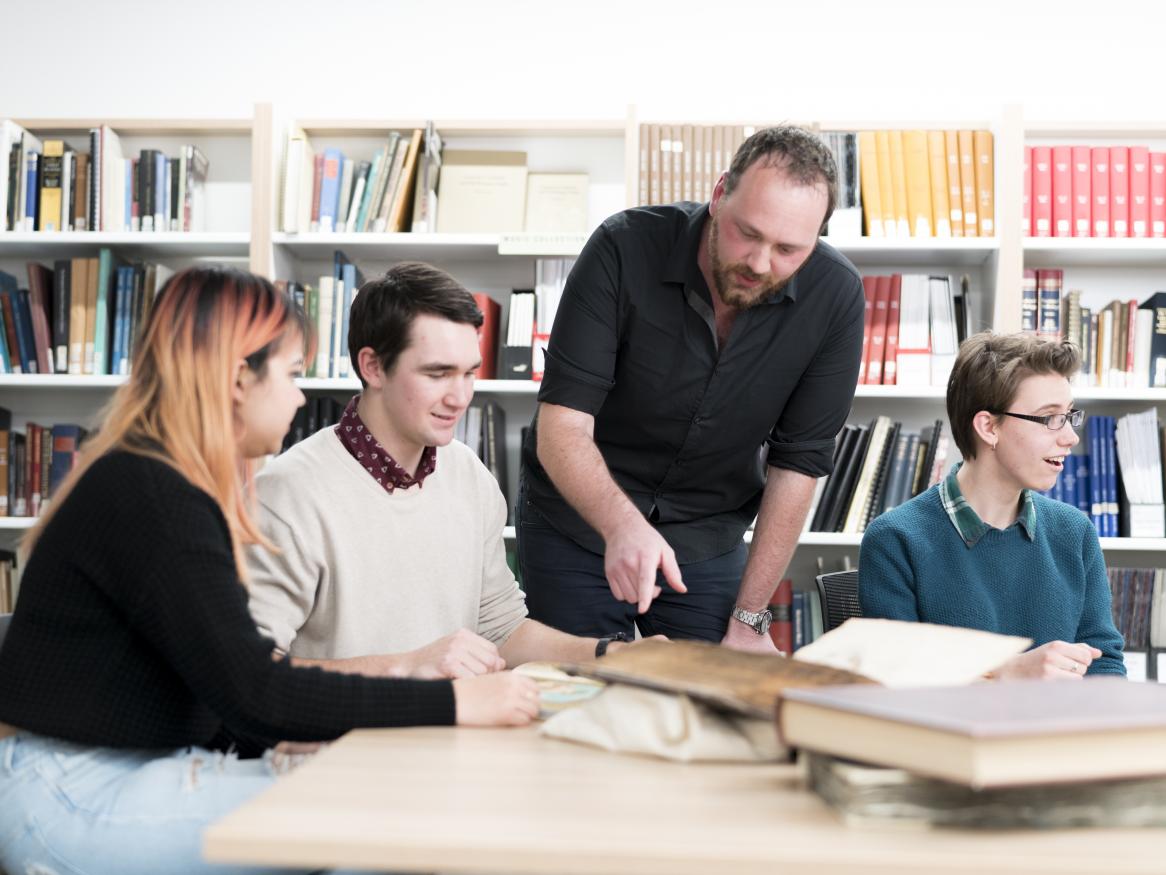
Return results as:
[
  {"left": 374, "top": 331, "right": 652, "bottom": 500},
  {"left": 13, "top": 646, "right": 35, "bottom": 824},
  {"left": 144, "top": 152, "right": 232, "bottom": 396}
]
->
[{"left": 518, "top": 126, "right": 865, "bottom": 652}]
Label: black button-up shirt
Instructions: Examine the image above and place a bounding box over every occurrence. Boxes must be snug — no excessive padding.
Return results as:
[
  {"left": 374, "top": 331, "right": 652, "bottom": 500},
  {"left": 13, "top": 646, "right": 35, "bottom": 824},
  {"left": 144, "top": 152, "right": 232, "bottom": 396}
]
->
[{"left": 521, "top": 201, "right": 865, "bottom": 563}]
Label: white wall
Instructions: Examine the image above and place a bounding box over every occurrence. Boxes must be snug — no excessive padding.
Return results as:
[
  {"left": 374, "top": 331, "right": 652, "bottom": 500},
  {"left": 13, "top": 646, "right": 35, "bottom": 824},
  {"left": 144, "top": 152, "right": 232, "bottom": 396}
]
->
[{"left": 1, "top": 0, "right": 1161, "bottom": 123}]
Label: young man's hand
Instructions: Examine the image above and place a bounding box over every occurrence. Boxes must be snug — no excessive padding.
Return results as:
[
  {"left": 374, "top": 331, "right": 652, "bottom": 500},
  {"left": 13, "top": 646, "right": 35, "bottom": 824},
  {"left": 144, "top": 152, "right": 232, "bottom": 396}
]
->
[{"left": 405, "top": 628, "right": 506, "bottom": 679}]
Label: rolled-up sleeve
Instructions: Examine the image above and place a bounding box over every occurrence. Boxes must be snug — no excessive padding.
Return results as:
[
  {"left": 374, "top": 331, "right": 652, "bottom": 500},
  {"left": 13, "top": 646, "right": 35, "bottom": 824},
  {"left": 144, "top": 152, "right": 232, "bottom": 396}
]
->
[
  {"left": 766, "top": 274, "right": 865, "bottom": 477},
  {"left": 537, "top": 224, "right": 620, "bottom": 416},
  {"left": 475, "top": 476, "right": 529, "bottom": 645}
]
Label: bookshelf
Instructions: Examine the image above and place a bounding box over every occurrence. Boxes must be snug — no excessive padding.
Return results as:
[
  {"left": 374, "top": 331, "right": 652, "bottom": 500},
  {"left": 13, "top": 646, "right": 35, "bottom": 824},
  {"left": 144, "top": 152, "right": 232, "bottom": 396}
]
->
[
  {"left": 3, "top": 103, "right": 1166, "bottom": 616},
  {"left": 0, "top": 111, "right": 263, "bottom": 564}
]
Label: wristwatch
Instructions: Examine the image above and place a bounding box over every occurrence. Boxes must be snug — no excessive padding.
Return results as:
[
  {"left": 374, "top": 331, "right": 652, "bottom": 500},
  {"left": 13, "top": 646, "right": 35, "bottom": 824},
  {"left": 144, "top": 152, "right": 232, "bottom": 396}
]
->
[
  {"left": 595, "top": 632, "right": 632, "bottom": 658},
  {"left": 731, "top": 605, "right": 773, "bottom": 636}
]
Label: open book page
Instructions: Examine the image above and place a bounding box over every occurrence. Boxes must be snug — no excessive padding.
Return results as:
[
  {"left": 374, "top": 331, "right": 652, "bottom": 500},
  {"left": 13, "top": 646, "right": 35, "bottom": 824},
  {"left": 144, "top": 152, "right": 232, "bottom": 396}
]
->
[{"left": 792, "top": 618, "right": 1031, "bottom": 687}]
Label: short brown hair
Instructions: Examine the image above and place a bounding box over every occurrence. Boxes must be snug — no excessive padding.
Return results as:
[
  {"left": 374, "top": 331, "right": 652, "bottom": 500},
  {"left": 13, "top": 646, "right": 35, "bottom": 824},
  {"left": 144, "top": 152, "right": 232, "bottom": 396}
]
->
[
  {"left": 723, "top": 126, "right": 837, "bottom": 231},
  {"left": 348, "top": 262, "right": 483, "bottom": 387},
  {"left": 946, "top": 332, "right": 1081, "bottom": 461}
]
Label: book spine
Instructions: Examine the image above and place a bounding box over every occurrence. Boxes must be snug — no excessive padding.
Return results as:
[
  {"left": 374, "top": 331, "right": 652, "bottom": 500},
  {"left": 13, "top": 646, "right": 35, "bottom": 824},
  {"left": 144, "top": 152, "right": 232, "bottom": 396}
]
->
[
  {"left": 1031, "top": 146, "right": 1052, "bottom": 237},
  {"left": 1152, "top": 152, "right": 1166, "bottom": 238},
  {"left": 1021, "top": 269, "right": 1038, "bottom": 333},
  {"left": 1071, "top": 145, "right": 1091, "bottom": 237},
  {"left": 1052, "top": 145, "right": 1072, "bottom": 237},
  {"left": 1110, "top": 146, "right": 1129, "bottom": 238},
  {"left": 1092, "top": 146, "right": 1110, "bottom": 237},
  {"left": 1130, "top": 146, "right": 1150, "bottom": 238}
]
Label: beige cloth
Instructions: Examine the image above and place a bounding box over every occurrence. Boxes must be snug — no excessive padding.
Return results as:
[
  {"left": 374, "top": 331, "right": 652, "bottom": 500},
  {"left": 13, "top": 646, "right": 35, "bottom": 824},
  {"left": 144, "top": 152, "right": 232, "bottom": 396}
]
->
[
  {"left": 540, "top": 685, "right": 785, "bottom": 762},
  {"left": 245, "top": 427, "right": 528, "bottom": 659}
]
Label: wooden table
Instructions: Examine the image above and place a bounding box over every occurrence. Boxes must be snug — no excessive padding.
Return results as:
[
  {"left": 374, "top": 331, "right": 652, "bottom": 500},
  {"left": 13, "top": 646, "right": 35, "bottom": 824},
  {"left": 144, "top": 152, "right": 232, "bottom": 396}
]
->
[{"left": 204, "top": 726, "right": 1166, "bottom": 874}]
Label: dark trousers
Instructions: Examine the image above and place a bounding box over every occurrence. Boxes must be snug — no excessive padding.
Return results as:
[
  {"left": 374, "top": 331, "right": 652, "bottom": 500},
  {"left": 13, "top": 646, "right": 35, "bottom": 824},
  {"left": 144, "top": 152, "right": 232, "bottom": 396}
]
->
[{"left": 516, "top": 496, "right": 747, "bottom": 641}]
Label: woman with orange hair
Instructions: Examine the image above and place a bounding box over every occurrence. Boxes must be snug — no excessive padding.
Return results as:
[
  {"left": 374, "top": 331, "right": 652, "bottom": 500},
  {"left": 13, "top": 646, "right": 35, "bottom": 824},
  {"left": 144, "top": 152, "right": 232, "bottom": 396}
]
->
[{"left": 0, "top": 266, "right": 538, "bottom": 875}]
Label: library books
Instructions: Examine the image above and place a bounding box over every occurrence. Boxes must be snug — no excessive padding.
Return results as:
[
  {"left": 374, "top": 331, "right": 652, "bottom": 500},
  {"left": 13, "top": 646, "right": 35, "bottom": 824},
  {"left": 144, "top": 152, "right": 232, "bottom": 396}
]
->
[
  {"left": 0, "top": 409, "right": 85, "bottom": 518},
  {"left": 805, "top": 750, "right": 1166, "bottom": 829},
  {"left": 435, "top": 150, "right": 528, "bottom": 234},
  {"left": 2, "top": 259, "right": 170, "bottom": 377},
  {"left": 1026, "top": 280, "right": 1164, "bottom": 390},
  {"left": 524, "top": 173, "right": 588, "bottom": 233},
  {"left": 282, "top": 128, "right": 422, "bottom": 235},
  {"left": 636, "top": 123, "right": 751, "bottom": 207},
  {"left": 2, "top": 119, "right": 208, "bottom": 233},
  {"left": 1026, "top": 141, "right": 1165, "bottom": 238},
  {"left": 858, "top": 273, "right": 971, "bottom": 387},
  {"left": 859, "top": 129, "right": 994, "bottom": 238},
  {"left": 779, "top": 678, "right": 1166, "bottom": 788},
  {"left": 808, "top": 418, "right": 947, "bottom": 534}
]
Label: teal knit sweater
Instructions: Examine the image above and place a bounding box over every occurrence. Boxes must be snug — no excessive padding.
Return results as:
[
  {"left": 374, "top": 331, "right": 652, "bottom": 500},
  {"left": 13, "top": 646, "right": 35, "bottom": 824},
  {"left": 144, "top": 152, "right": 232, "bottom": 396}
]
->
[{"left": 859, "top": 485, "right": 1126, "bottom": 676}]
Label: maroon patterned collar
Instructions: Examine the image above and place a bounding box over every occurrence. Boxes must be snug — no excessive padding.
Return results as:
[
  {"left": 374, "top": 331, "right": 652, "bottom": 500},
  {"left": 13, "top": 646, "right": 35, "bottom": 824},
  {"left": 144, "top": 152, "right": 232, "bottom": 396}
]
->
[{"left": 334, "top": 395, "right": 436, "bottom": 492}]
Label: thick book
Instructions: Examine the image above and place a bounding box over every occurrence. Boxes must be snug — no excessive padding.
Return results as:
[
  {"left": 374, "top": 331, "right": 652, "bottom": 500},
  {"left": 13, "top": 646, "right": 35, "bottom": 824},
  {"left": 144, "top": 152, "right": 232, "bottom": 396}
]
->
[
  {"left": 25, "top": 262, "right": 54, "bottom": 375},
  {"left": 861, "top": 420, "right": 900, "bottom": 529},
  {"left": 1141, "top": 291, "right": 1166, "bottom": 387},
  {"left": 1052, "top": 145, "right": 1072, "bottom": 237},
  {"left": 51, "top": 259, "right": 70, "bottom": 373},
  {"left": 1111, "top": 145, "right": 1130, "bottom": 238},
  {"left": 472, "top": 293, "right": 501, "bottom": 380},
  {"left": 780, "top": 679, "right": 1166, "bottom": 789},
  {"left": 974, "top": 130, "right": 994, "bottom": 236},
  {"left": 824, "top": 422, "right": 871, "bottom": 533},
  {"left": 562, "top": 640, "right": 874, "bottom": 720},
  {"left": 809, "top": 424, "right": 858, "bottom": 532},
  {"left": 806, "top": 751, "right": 1166, "bottom": 829},
  {"left": 481, "top": 400, "right": 508, "bottom": 516}
]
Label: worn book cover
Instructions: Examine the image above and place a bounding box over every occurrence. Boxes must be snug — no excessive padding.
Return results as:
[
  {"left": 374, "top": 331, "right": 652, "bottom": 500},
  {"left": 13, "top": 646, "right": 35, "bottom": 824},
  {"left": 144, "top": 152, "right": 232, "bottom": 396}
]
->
[{"left": 561, "top": 640, "right": 874, "bottom": 719}]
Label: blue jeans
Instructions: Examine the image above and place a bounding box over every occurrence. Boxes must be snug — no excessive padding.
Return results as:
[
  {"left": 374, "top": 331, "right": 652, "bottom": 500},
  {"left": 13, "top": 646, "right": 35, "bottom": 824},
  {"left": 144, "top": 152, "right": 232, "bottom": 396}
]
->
[
  {"left": 517, "top": 495, "right": 747, "bottom": 641},
  {"left": 0, "top": 732, "right": 311, "bottom": 875}
]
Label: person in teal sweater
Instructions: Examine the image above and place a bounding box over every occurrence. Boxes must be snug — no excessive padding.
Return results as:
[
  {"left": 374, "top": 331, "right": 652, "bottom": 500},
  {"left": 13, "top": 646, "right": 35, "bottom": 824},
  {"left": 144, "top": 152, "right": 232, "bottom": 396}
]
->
[{"left": 860, "top": 331, "right": 1125, "bottom": 678}]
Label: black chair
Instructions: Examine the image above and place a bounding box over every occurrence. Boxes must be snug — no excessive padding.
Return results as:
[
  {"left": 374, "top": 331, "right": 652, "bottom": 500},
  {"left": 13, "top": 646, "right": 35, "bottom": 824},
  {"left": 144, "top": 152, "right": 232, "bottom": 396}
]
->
[
  {"left": 815, "top": 570, "right": 861, "bottom": 633},
  {"left": 0, "top": 612, "right": 10, "bottom": 651}
]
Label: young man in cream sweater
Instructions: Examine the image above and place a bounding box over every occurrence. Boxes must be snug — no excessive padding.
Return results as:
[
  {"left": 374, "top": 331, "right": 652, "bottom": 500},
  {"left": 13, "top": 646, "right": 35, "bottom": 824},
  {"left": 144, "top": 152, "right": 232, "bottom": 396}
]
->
[{"left": 246, "top": 262, "right": 629, "bottom": 678}]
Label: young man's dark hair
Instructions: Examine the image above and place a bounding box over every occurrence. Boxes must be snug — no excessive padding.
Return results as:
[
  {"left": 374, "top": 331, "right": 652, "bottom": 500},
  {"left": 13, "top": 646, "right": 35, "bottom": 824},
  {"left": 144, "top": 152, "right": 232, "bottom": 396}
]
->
[
  {"left": 348, "top": 261, "right": 484, "bottom": 386},
  {"left": 723, "top": 125, "right": 838, "bottom": 231}
]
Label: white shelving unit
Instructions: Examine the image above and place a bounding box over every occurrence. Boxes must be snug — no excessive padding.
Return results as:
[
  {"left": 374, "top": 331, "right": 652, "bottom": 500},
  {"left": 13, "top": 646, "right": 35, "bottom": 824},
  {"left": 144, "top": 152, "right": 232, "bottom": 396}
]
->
[{"left": 2, "top": 104, "right": 1164, "bottom": 596}]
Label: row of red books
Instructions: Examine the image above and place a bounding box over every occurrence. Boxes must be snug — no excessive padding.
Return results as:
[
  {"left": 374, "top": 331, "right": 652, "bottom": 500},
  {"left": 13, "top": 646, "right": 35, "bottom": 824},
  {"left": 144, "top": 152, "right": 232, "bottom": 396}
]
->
[{"left": 1024, "top": 145, "right": 1165, "bottom": 238}]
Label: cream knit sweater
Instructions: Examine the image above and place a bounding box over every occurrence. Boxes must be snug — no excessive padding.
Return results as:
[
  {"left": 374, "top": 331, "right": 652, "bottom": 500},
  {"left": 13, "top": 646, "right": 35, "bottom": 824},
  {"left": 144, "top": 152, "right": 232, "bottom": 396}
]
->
[{"left": 246, "top": 427, "right": 528, "bottom": 659}]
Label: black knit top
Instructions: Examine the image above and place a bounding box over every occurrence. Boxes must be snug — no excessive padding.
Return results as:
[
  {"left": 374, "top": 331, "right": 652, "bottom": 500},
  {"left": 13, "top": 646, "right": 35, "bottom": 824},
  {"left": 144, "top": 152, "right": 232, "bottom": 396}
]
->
[{"left": 0, "top": 450, "right": 455, "bottom": 749}]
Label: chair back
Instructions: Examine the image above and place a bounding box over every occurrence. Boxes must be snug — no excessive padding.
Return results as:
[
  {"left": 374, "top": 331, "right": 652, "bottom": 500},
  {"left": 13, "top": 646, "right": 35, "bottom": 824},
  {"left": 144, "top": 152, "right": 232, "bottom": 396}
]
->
[{"left": 814, "top": 570, "right": 861, "bottom": 634}]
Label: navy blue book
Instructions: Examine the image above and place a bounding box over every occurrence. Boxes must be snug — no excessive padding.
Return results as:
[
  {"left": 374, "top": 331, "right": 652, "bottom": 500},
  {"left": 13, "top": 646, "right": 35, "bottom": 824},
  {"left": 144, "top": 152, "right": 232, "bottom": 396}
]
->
[
  {"left": 1075, "top": 453, "right": 1091, "bottom": 516},
  {"left": 1104, "top": 416, "right": 1119, "bottom": 537},
  {"left": 8, "top": 285, "right": 36, "bottom": 374}
]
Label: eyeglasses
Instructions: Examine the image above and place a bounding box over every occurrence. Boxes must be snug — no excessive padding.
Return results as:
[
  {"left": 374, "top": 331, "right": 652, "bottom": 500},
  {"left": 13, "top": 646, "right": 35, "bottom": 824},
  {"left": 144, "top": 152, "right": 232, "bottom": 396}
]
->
[{"left": 994, "top": 409, "right": 1085, "bottom": 431}]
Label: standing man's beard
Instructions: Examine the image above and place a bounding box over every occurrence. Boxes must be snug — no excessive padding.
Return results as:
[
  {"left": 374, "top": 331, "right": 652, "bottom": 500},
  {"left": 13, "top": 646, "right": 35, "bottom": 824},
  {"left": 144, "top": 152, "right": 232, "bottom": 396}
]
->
[{"left": 707, "top": 215, "right": 789, "bottom": 310}]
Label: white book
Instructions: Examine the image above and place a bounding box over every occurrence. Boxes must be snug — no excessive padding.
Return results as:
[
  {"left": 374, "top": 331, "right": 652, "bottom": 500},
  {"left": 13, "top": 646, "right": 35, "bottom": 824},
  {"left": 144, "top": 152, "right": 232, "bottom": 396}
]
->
[
  {"left": 99, "top": 126, "right": 125, "bottom": 234},
  {"left": 896, "top": 274, "right": 931, "bottom": 386},
  {"left": 0, "top": 120, "right": 35, "bottom": 231},
  {"left": 928, "top": 276, "right": 957, "bottom": 386},
  {"left": 335, "top": 158, "right": 354, "bottom": 233},
  {"left": 315, "top": 275, "right": 334, "bottom": 379},
  {"left": 331, "top": 277, "right": 345, "bottom": 378}
]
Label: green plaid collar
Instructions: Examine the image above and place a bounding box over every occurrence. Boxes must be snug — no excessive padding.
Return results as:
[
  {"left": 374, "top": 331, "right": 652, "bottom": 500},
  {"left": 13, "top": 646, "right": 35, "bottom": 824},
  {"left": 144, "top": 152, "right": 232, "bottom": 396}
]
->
[{"left": 939, "top": 463, "right": 1037, "bottom": 547}]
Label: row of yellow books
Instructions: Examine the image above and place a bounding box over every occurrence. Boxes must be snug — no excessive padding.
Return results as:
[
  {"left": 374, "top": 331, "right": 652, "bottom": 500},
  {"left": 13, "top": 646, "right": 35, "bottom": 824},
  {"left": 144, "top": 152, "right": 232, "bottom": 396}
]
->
[{"left": 858, "top": 129, "right": 995, "bottom": 239}]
